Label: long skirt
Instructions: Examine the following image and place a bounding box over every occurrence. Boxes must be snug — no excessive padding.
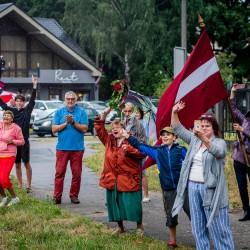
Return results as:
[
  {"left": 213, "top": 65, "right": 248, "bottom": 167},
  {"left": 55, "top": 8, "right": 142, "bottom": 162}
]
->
[{"left": 106, "top": 184, "right": 142, "bottom": 222}]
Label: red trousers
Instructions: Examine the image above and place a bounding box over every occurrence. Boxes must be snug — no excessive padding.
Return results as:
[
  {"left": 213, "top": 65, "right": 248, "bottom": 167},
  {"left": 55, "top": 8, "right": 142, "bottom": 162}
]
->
[
  {"left": 0, "top": 156, "right": 16, "bottom": 189},
  {"left": 53, "top": 150, "right": 84, "bottom": 200}
]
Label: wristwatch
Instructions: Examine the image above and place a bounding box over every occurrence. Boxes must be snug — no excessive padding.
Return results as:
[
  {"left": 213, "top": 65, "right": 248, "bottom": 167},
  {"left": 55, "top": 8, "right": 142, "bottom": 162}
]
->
[{"left": 72, "top": 121, "right": 75, "bottom": 126}]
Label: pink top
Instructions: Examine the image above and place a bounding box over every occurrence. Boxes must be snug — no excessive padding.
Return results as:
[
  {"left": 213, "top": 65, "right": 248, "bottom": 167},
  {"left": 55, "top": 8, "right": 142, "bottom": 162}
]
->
[{"left": 0, "top": 121, "right": 24, "bottom": 157}]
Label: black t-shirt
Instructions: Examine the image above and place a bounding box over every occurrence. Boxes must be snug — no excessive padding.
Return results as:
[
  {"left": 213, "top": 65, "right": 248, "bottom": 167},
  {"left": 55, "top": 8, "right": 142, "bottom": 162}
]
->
[{"left": 0, "top": 89, "right": 36, "bottom": 139}]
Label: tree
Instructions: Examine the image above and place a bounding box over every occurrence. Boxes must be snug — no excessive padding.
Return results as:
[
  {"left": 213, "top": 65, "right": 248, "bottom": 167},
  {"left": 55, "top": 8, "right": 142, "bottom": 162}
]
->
[
  {"left": 63, "top": 0, "right": 166, "bottom": 89},
  {"left": 200, "top": 0, "right": 250, "bottom": 82},
  {"left": 1, "top": 0, "right": 65, "bottom": 22}
]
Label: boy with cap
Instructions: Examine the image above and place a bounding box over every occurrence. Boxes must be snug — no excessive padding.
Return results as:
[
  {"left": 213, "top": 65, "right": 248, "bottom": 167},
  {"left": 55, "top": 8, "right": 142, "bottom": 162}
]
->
[{"left": 121, "top": 127, "right": 190, "bottom": 249}]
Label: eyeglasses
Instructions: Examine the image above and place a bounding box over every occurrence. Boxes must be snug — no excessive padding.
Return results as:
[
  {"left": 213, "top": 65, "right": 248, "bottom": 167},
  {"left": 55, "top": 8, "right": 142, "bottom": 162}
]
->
[
  {"left": 123, "top": 110, "right": 132, "bottom": 113},
  {"left": 66, "top": 98, "right": 76, "bottom": 101}
]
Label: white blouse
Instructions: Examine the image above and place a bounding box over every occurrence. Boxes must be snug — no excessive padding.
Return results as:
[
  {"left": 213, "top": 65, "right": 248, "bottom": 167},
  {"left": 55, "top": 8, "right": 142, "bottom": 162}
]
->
[{"left": 189, "top": 147, "right": 206, "bottom": 183}]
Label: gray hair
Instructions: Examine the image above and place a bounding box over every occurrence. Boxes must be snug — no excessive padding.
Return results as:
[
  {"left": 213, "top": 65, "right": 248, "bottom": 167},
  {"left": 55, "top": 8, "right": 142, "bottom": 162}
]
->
[
  {"left": 125, "top": 102, "right": 134, "bottom": 109},
  {"left": 65, "top": 91, "right": 77, "bottom": 99}
]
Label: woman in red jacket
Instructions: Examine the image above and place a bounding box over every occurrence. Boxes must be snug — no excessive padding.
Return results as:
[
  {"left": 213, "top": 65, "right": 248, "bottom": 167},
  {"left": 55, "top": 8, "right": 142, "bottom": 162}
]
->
[
  {"left": 94, "top": 107, "right": 145, "bottom": 235},
  {"left": 0, "top": 110, "right": 24, "bottom": 207}
]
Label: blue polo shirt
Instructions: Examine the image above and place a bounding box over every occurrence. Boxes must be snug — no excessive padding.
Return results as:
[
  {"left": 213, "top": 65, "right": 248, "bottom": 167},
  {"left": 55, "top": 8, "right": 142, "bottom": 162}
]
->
[{"left": 53, "top": 106, "right": 88, "bottom": 151}]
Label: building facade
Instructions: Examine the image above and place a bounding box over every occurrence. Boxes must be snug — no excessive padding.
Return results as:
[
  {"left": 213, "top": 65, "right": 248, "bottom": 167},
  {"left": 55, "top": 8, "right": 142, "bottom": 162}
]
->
[{"left": 0, "top": 3, "right": 101, "bottom": 101}]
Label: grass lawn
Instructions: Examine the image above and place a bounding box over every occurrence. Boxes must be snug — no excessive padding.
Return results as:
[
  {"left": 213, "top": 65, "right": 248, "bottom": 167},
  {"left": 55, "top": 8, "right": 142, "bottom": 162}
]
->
[{"left": 0, "top": 185, "right": 193, "bottom": 250}]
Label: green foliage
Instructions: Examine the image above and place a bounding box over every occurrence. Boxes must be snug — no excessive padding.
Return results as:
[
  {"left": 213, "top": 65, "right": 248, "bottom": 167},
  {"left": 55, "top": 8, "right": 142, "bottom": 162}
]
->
[
  {"left": 5, "top": 0, "right": 248, "bottom": 98},
  {"left": 216, "top": 52, "right": 236, "bottom": 85},
  {"left": 3, "top": 0, "right": 66, "bottom": 22},
  {"left": 154, "top": 75, "right": 173, "bottom": 98},
  {"left": 200, "top": 1, "right": 250, "bottom": 82}
]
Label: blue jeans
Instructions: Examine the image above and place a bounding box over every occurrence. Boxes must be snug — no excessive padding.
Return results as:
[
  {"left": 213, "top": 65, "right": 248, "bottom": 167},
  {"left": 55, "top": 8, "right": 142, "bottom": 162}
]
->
[{"left": 234, "top": 160, "right": 250, "bottom": 211}]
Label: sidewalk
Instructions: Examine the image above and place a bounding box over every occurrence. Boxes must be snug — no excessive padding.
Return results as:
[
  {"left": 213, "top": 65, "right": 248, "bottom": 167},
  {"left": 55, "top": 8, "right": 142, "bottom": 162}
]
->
[{"left": 27, "top": 137, "right": 250, "bottom": 249}]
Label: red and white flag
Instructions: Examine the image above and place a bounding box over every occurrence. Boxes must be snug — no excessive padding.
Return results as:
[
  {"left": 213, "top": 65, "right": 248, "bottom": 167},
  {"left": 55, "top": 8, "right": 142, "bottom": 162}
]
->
[
  {"left": 142, "top": 28, "right": 228, "bottom": 170},
  {"left": 0, "top": 81, "right": 16, "bottom": 104},
  {"left": 0, "top": 91, "right": 16, "bottom": 104},
  {"left": 156, "top": 28, "right": 227, "bottom": 136}
]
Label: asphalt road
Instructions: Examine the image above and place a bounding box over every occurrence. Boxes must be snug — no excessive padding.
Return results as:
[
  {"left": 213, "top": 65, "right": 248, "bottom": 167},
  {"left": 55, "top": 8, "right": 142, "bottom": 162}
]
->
[{"left": 14, "top": 134, "right": 250, "bottom": 249}]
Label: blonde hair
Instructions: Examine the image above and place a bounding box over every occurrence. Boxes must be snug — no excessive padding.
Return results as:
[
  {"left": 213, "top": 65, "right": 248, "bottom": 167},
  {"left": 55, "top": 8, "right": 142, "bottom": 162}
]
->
[
  {"left": 111, "top": 119, "right": 125, "bottom": 130},
  {"left": 3, "top": 110, "right": 14, "bottom": 119}
]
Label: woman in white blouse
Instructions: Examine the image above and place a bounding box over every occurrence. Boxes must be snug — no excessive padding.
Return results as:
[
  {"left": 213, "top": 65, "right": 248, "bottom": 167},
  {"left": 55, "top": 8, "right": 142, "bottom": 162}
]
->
[{"left": 171, "top": 101, "right": 234, "bottom": 250}]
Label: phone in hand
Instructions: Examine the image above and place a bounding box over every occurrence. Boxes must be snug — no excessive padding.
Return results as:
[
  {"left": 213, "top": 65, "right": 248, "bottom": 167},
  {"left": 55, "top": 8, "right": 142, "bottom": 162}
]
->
[
  {"left": 235, "top": 84, "right": 246, "bottom": 90},
  {"left": 194, "top": 120, "right": 201, "bottom": 129}
]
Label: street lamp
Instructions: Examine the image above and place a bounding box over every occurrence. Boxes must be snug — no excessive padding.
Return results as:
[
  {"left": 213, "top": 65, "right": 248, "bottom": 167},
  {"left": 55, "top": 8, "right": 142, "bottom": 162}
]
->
[{"left": 0, "top": 55, "right": 6, "bottom": 78}]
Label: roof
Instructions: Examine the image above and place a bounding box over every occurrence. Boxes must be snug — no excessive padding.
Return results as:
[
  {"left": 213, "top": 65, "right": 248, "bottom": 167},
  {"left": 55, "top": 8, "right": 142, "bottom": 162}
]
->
[{"left": 0, "top": 3, "right": 101, "bottom": 76}]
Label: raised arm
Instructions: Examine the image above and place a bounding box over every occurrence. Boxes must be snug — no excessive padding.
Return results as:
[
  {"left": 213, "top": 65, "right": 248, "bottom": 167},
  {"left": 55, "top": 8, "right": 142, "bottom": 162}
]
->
[
  {"left": 229, "top": 83, "right": 237, "bottom": 100},
  {"left": 121, "top": 129, "right": 158, "bottom": 160},
  {"left": 171, "top": 101, "right": 185, "bottom": 128},
  {"left": 94, "top": 107, "right": 111, "bottom": 145},
  {"left": 26, "top": 76, "right": 38, "bottom": 112}
]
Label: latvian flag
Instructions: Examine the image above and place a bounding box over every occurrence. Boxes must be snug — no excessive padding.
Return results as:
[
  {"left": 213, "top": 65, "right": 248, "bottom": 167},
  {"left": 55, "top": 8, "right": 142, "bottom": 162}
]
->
[
  {"left": 156, "top": 28, "right": 228, "bottom": 137},
  {"left": 0, "top": 81, "right": 16, "bottom": 104},
  {"left": 142, "top": 28, "right": 228, "bottom": 170}
]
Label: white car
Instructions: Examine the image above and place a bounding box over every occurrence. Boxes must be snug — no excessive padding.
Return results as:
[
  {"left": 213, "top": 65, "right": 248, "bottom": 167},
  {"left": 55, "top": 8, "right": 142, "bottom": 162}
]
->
[
  {"left": 76, "top": 101, "right": 118, "bottom": 123},
  {"left": 0, "top": 107, "right": 3, "bottom": 119},
  {"left": 29, "top": 100, "right": 65, "bottom": 120}
]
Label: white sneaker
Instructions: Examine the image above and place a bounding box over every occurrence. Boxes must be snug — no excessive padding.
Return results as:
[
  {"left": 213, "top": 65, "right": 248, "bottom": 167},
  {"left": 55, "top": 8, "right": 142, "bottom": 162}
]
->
[
  {"left": 142, "top": 197, "right": 150, "bottom": 203},
  {"left": 7, "top": 197, "right": 20, "bottom": 206},
  {"left": 0, "top": 197, "right": 8, "bottom": 207}
]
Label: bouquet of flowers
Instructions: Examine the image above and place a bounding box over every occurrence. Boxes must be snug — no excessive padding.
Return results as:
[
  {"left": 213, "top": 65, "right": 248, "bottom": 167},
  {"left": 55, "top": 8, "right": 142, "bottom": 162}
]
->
[{"left": 109, "top": 79, "right": 128, "bottom": 115}]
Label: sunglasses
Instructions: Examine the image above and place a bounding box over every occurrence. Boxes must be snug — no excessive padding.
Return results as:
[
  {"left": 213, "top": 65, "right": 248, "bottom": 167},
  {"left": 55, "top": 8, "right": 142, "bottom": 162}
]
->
[{"left": 200, "top": 114, "right": 214, "bottom": 118}]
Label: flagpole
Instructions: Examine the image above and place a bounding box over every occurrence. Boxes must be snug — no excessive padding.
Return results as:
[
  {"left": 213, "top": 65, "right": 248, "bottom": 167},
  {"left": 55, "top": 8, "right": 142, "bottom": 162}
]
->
[
  {"left": 198, "top": 13, "right": 205, "bottom": 29},
  {"left": 227, "top": 99, "right": 250, "bottom": 167}
]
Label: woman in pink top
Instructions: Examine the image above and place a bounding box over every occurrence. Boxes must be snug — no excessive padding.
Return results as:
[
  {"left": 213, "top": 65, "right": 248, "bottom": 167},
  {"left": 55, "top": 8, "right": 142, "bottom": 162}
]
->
[{"left": 0, "top": 110, "right": 24, "bottom": 207}]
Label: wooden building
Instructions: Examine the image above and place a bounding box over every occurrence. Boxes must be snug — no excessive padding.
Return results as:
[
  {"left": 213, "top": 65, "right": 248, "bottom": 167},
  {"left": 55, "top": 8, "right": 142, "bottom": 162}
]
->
[{"left": 0, "top": 3, "right": 101, "bottom": 101}]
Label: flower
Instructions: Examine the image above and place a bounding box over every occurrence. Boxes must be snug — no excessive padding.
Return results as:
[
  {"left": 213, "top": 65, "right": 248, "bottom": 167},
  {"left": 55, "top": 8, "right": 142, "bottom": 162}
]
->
[
  {"left": 109, "top": 79, "right": 128, "bottom": 115},
  {"left": 113, "top": 83, "right": 122, "bottom": 91}
]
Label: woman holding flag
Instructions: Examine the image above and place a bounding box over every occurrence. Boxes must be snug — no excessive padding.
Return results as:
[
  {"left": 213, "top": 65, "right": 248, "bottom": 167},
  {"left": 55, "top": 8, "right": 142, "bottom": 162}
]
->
[{"left": 229, "top": 83, "right": 250, "bottom": 221}]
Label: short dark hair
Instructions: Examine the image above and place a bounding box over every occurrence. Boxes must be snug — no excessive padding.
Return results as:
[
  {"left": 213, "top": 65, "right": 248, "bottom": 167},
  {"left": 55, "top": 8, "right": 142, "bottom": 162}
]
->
[
  {"left": 15, "top": 94, "right": 25, "bottom": 102},
  {"left": 199, "top": 114, "right": 221, "bottom": 137}
]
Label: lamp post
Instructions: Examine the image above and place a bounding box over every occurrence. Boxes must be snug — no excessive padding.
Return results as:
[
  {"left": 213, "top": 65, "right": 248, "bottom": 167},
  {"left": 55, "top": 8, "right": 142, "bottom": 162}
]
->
[{"left": 0, "top": 55, "right": 6, "bottom": 78}]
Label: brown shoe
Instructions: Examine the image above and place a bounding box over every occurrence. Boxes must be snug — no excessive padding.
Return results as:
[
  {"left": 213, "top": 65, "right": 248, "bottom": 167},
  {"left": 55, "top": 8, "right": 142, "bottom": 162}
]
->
[{"left": 71, "top": 197, "right": 80, "bottom": 204}]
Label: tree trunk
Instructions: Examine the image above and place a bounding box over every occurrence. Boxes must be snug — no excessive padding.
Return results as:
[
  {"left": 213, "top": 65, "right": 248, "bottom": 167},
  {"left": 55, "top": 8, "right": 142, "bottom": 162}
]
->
[
  {"left": 95, "top": 52, "right": 100, "bottom": 100},
  {"left": 124, "top": 54, "right": 130, "bottom": 88}
]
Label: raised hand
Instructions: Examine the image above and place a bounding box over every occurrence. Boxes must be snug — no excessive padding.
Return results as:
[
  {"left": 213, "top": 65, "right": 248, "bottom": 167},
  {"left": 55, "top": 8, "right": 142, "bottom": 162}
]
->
[
  {"left": 32, "top": 75, "right": 38, "bottom": 89},
  {"left": 120, "top": 129, "right": 129, "bottom": 139},
  {"left": 172, "top": 101, "right": 185, "bottom": 113}
]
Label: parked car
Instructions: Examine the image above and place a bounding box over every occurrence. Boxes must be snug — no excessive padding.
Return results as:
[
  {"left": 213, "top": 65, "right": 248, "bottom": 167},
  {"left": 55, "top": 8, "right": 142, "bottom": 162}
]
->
[
  {"left": 32, "top": 107, "right": 97, "bottom": 137},
  {"left": 29, "top": 100, "right": 65, "bottom": 120},
  {"left": 76, "top": 100, "right": 118, "bottom": 123}
]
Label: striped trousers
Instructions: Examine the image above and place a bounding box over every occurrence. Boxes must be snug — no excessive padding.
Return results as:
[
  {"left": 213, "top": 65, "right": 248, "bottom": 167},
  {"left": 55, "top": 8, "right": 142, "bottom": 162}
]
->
[{"left": 188, "top": 181, "right": 234, "bottom": 250}]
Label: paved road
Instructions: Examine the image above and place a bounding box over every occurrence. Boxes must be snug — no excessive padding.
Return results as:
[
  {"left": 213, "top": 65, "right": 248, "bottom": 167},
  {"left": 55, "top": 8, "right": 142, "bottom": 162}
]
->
[{"left": 15, "top": 135, "right": 250, "bottom": 249}]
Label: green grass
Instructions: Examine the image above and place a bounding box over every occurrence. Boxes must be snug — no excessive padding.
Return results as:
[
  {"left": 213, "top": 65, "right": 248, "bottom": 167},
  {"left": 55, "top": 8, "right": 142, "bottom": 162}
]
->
[{"left": 0, "top": 186, "right": 194, "bottom": 250}]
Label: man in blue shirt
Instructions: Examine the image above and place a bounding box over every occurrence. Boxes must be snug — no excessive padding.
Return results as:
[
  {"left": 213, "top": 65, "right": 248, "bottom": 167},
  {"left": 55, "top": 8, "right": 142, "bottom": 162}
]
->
[{"left": 52, "top": 91, "right": 88, "bottom": 204}]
